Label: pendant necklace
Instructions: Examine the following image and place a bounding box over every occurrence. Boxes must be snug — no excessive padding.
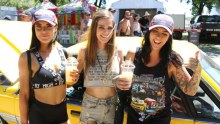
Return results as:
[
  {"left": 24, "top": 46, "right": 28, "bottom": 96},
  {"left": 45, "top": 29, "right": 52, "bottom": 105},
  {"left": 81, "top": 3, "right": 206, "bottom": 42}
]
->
[{"left": 96, "top": 55, "right": 110, "bottom": 84}]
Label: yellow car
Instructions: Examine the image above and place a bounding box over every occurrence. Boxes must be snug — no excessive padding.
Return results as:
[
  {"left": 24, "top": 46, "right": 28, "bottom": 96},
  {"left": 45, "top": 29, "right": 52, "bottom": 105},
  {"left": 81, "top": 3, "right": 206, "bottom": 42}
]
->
[{"left": 0, "top": 21, "right": 220, "bottom": 124}]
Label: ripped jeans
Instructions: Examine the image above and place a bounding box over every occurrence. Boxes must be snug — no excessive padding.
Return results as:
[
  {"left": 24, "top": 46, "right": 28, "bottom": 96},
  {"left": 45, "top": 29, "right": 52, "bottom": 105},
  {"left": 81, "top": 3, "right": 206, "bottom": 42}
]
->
[{"left": 80, "top": 92, "right": 117, "bottom": 124}]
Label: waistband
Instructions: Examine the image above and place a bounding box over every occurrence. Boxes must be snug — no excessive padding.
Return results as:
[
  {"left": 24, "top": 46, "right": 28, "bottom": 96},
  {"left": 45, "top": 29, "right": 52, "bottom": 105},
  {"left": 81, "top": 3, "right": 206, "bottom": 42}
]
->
[
  {"left": 84, "top": 92, "right": 117, "bottom": 105},
  {"left": 33, "top": 98, "right": 67, "bottom": 109}
]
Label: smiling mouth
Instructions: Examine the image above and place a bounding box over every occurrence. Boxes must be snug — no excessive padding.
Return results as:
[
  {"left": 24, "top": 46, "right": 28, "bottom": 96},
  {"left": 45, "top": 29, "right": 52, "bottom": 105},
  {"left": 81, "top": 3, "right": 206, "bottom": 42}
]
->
[{"left": 154, "top": 40, "right": 161, "bottom": 45}]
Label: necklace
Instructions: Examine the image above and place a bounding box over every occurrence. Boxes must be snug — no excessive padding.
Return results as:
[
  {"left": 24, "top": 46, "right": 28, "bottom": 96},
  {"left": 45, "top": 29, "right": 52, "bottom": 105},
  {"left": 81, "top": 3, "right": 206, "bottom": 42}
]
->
[{"left": 96, "top": 55, "right": 111, "bottom": 84}]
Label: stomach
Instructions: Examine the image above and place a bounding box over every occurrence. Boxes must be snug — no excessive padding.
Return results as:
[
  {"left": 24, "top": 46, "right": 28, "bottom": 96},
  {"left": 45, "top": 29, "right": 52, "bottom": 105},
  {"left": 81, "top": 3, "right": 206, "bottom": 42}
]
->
[
  {"left": 85, "top": 87, "right": 116, "bottom": 99},
  {"left": 34, "top": 85, "right": 66, "bottom": 105}
]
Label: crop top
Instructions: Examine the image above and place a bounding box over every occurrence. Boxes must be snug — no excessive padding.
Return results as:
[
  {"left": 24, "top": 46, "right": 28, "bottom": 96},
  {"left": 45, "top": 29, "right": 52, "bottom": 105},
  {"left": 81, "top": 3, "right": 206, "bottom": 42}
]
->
[
  {"left": 130, "top": 47, "right": 172, "bottom": 121},
  {"left": 83, "top": 49, "right": 120, "bottom": 87},
  {"left": 30, "top": 47, "right": 66, "bottom": 89}
]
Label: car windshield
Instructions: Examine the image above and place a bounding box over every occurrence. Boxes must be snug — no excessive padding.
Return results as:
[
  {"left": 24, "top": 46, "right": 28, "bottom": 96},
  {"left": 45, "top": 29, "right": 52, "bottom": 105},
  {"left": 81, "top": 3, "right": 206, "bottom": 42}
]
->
[
  {"left": 200, "top": 51, "right": 220, "bottom": 86},
  {"left": 197, "top": 15, "right": 220, "bottom": 22}
]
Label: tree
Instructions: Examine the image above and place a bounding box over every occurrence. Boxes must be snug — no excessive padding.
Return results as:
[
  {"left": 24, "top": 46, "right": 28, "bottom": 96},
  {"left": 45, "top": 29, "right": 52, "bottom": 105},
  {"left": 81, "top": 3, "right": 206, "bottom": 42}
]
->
[{"left": 180, "top": 0, "right": 217, "bottom": 18}]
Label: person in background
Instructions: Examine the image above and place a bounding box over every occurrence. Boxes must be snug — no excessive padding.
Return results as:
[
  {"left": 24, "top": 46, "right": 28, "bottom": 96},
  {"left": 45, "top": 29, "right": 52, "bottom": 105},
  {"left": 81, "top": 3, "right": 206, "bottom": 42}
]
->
[
  {"left": 129, "top": 9, "right": 135, "bottom": 25},
  {"left": 18, "top": 9, "right": 78, "bottom": 124},
  {"left": 116, "top": 14, "right": 202, "bottom": 124},
  {"left": 76, "top": 9, "right": 123, "bottom": 124},
  {"left": 108, "top": 7, "right": 116, "bottom": 15},
  {"left": 139, "top": 11, "right": 150, "bottom": 34},
  {"left": 80, "top": 11, "right": 92, "bottom": 32},
  {"left": 117, "top": 10, "right": 131, "bottom": 36},
  {"left": 131, "top": 13, "right": 143, "bottom": 37},
  {"left": 79, "top": 11, "right": 92, "bottom": 42},
  {"left": 21, "top": 10, "right": 32, "bottom": 22}
]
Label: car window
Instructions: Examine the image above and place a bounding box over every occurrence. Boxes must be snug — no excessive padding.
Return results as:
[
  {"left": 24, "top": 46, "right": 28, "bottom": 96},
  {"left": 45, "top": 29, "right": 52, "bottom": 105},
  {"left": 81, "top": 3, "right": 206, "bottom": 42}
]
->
[
  {"left": 191, "top": 87, "right": 220, "bottom": 121},
  {"left": 0, "top": 72, "right": 11, "bottom": 86},
  {"left": 200, "top": 52, "right": 220, "bottom": 86}
]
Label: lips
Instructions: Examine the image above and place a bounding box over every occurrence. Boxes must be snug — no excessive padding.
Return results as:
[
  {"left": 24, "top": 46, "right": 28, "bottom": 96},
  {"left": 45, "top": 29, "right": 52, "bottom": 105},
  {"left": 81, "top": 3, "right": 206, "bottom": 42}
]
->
[{"left": 154, "top": 40, "right": 161, "bottom": 45}]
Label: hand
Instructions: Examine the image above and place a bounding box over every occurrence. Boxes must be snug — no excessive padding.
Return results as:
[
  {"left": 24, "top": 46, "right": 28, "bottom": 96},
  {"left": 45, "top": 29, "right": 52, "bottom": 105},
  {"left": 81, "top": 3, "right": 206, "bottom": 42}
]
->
[
  {"left": 185, "top": 51, "right": 201, "bottom": 72},
  {"left": 115, "top": 75, "right": 132, "bottom": 90},
  {"left": 70, "top": 70, "right": 80, "bottom": 84}
]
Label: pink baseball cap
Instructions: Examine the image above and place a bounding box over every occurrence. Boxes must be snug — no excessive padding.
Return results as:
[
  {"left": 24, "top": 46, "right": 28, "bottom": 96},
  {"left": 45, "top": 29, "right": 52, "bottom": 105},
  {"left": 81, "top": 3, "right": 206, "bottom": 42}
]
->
[
  {"left": 149, "top": 14, "right": 174, "bottom": 35},
  {"left": 32, "top": 9, "right": 57, "bottom": 26}
]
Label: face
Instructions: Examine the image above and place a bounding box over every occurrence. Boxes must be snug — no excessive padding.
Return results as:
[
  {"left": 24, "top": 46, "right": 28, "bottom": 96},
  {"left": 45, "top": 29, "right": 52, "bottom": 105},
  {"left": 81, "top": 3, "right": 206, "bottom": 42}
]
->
[
  {"left": 96, "top": 18, "right": 114, "bottom": 47},
  {"left": 22, "top": 15, "right": 31, "bottom": 22},
  {"left": 34, "top": 21, "right": 57, "bottom": 44},
  {"left": 124, "top": 12, "right": 130, "bottom": 19},
  {"left": 135, "top": 16, "right": 140, "bottom": 21},
  {"left": 149, "top": 27, "right": 170, "bottom": 50}
]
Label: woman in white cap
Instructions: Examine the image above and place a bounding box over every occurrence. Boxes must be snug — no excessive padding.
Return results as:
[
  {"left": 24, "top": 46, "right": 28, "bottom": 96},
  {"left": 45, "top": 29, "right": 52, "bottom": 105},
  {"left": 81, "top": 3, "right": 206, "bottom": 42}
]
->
[
  {"left": 116, "top": 14, "right": 202, "bottom": 123},
  {"left": 18, "top": 9, "right": 77, "bottom": 124}
]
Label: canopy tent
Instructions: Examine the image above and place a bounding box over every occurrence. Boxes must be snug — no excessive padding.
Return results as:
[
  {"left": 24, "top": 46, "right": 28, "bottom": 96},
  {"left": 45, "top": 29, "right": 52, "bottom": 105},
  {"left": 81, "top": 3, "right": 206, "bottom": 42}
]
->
[
  {"left": 111, "top": 0, "right": 165, "bottom": 10},
  {"left": 110, "top": 0, "right": 165, "bottom": 29}
]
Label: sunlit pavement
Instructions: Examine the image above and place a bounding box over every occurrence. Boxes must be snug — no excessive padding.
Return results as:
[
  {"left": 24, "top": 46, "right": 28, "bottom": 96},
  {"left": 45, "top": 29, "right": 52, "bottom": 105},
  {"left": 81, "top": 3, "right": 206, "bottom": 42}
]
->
[{"left": 175, "top": 33, "right": 220, "bottom": 65}]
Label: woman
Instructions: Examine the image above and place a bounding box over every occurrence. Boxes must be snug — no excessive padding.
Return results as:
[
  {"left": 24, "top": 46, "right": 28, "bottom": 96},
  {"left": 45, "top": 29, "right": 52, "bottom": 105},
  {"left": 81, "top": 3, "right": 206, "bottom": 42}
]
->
[
  {"left": 131, "top": 13, "right": 143, "bottom": 37},
  {"left": 77, "top": 9, "right": 123, "bottom": 124},
  {"left": 116, "top": 14, "right": 202, "bottom": 124},
  {"left": 18, "top": 9, "right": 77, "bottom": 124}
]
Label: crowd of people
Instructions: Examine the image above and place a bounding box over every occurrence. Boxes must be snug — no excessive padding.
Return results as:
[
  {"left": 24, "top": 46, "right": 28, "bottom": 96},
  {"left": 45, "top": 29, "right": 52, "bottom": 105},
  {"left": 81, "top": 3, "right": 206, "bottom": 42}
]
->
[
  {"left": 117, "top": 9, "right": 151, "bottom": 37},
  {"left": 18, "top": 7, "right": 202, "bottom": 124}
]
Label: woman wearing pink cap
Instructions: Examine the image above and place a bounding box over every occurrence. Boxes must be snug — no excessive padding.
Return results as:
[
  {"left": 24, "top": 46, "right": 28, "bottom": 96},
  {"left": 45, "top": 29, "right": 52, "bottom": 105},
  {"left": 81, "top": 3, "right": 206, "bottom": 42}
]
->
[
  {"left": 18, "top": 9, "right": 76, "bottom": 124},
  {"left": 115, "top": 14, "right": 202, "bottom": 123}
]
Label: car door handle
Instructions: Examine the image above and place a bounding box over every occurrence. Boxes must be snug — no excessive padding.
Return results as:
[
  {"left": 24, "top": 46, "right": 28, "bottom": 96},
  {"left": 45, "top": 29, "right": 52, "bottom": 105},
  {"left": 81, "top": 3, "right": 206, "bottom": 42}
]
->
[{"left": 70, "top": 110, "right": 80, "bottom": 116}]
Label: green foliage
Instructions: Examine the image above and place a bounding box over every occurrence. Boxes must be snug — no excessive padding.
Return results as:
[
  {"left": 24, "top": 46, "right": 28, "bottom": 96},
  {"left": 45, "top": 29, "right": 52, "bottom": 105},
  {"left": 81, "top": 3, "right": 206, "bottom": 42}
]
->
[
  {"left": 180, "top": 0, "right": 217, "bottom": 18},
  {"left": 0, "top": 0, "right": 71, "bottom": 10}
]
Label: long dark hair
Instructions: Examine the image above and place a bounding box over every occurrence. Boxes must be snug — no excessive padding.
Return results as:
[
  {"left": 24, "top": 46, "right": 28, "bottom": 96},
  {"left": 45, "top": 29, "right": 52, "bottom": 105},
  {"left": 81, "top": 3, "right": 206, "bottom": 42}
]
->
[
  {"left": 29, "top": 25, "right": 56, "bottom": 50},
  {"left": 140, "top": 30, "right": 183, "bottom": 69}
]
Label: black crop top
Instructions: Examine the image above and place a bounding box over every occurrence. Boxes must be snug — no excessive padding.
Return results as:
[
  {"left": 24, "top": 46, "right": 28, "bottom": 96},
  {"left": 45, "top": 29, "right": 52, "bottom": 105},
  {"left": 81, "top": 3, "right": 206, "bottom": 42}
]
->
[
  {"left": 30, "top": 47, "right": 66, "bottom": 89},
  {"left": 130, "top": 47, "right": 173, "bottom": 120}
]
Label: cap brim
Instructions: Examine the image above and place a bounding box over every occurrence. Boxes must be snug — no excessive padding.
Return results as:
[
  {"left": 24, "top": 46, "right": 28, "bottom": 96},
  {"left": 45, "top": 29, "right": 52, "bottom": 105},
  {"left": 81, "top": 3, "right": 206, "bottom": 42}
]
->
[
  {"left": 33, "top": 19, "right": 56, "bottom": 26},
  {"left": 149, "top": 25, "right": 172, "bottom": 35}
]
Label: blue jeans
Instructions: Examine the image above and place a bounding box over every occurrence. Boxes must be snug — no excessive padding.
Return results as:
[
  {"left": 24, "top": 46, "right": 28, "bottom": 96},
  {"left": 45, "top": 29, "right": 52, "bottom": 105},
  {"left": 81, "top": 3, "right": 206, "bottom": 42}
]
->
[{"left": 80, "top": 92, "right": 117, "bottom": 124}]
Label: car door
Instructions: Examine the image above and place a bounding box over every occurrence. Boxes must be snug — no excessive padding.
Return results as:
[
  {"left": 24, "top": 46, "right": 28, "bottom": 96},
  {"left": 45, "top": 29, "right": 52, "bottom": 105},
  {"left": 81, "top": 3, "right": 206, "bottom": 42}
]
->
[
  {"left": 0, "top": 74, "right": 20, "bottom": 124},
  {"left": 170, "top": 77, "right": 220, "bottom": 124}
]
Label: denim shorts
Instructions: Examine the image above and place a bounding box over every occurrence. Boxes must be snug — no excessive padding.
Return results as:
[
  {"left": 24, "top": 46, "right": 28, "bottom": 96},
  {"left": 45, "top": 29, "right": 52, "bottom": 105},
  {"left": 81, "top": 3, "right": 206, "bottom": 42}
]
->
[{"left": 80, "top": 92, "right": 117, "bottom": 124}]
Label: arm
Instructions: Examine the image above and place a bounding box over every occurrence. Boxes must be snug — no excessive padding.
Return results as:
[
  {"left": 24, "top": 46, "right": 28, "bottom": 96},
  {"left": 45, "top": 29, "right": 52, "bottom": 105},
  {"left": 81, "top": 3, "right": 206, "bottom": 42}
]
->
[
  {"left": 18, "top": 52, "right": 30, "bottom": 124},
  {"left": 171, "top": 51, "right": 202, "bottom": 96},
  {"left": 117, "top": 21, "right": 122, "bottom": 36},
  {"left": 131, "top": 23, "right": 135, "bottom": 36},
  {"left": 77, "top": 47, "right": 86, "bottom": 73},
  {"left": 80, "top": 20, "right": 85, "bottom": 32}
]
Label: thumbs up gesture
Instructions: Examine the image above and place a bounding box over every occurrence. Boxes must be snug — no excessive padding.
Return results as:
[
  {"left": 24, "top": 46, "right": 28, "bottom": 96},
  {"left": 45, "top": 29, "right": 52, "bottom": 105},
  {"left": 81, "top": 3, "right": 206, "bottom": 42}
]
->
[{"left": 185, "top": 51, "right": 201, "bottom": 72}]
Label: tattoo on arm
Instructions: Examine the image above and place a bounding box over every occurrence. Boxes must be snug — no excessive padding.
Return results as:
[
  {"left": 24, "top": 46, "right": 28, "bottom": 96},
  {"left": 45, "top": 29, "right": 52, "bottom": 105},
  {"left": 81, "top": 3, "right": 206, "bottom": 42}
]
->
[{"left": 175, "top": 64, "right": 202, "bottom": 96}]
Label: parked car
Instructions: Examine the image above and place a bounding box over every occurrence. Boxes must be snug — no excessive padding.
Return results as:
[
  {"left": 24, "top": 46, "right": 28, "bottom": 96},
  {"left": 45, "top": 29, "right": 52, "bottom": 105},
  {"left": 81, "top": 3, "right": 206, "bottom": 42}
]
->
[
  {"left": 190, "top": 15, "right": 220, "bottom": 42},
  {"left": 0, "top": 37, "right": 220, "bottom": 124}
]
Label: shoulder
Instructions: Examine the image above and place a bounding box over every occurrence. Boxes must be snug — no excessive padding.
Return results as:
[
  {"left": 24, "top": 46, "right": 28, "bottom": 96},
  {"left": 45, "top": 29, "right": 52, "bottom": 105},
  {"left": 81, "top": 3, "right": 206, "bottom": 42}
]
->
[
  {"left": 18, "top": 51, "right": 29, "bottom": 67},
  {"left": 78, "top": 46, "right": 86, "bottom": 57}
]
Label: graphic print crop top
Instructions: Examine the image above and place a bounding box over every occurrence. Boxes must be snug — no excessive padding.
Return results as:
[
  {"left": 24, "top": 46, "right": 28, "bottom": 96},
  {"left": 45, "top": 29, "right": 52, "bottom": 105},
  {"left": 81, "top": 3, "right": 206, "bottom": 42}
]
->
[
  {"left": 30, "top": 47, "right": 66, "bottom": 89},
  {"left": 130, "top": 48, "right": 173, "bottom": 121},
  {"left": 84, "top": 49, "right": 120, "bottom": 87}
]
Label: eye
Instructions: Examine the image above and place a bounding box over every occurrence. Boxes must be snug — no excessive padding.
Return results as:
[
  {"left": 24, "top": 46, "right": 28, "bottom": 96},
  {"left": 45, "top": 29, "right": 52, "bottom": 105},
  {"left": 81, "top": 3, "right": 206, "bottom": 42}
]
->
[
  {"left": 107, "top": 27, "right": 113, "bottom": 30},
  {"left": 98, "top": 26, "right": 105, "bottom": 30},
  {"left": 162, "top": 33, "right": 169, "bottom": 37}
]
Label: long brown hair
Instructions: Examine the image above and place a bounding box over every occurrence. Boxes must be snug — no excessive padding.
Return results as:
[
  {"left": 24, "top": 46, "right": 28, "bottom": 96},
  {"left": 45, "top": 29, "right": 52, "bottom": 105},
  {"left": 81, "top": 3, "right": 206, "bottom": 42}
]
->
[{"left": 84, "top": 9, "right": 116, "bottom": 75}]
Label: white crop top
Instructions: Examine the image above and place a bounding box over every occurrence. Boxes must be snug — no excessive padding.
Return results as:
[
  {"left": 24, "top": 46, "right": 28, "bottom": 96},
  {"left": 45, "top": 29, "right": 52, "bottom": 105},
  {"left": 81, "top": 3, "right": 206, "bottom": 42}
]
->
[{"left": 84, "top": 49, "right": 120, "bottom": 87}]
